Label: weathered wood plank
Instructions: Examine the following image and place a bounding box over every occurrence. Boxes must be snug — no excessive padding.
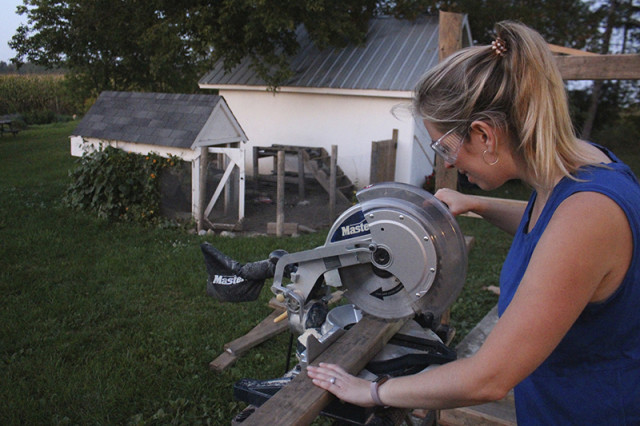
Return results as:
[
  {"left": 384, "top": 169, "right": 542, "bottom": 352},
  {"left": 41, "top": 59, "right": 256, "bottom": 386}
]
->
[
  {"left": 238, "top": 315, "right": 409, "bottom": 425},
  {"left": 556, "top": 54, "right": 640, "bottom": 80},
  {"left": 547, "top": 43, "right": 599, "bottom": 56},
  {"left": 209, "top": 309, "right": 289, "bottom": 372},
  {"left": 439, "top": 399, "right": 517, "bottom": 426},
  {"left": 276, "top": 151, "right": 285, "bottom": 236},
  {"left": 267, "top": 222, "right": 299, "bottom": 235},
  {"left": 435, "top": 11, "right": 463, "bottom": 192},
  {"left": 209, "top": 350, "right": 237, "bottom": 372},
  {"left": 370, "top": 129, "right": 398, "bottom": 184},
  {"left": 439, "top": 307, "right": 517, "bottom": 426}
]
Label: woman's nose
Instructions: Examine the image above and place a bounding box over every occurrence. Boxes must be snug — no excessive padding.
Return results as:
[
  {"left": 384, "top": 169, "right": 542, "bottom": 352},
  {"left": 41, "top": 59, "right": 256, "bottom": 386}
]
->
[{"left": 444, "top": 161, "right": 455, "bottom": 169}]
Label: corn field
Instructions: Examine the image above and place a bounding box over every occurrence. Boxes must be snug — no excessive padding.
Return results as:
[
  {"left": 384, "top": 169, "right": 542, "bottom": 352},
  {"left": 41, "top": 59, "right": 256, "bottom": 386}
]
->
[{"left": 0, "top": 74, "right": 81, "bottom": 122}]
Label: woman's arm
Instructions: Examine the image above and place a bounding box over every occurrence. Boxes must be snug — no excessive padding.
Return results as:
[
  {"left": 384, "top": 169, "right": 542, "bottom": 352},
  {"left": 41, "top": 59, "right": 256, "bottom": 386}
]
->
[
  {"left": 434, "top": 188, "right": 527, "bottom": 236},
  {"left": 309, "top": 191, "right": 632, "bottom": 409}
]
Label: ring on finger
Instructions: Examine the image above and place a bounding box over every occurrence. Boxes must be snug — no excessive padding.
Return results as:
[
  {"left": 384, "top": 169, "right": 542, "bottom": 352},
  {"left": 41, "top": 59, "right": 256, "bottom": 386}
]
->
[{"left": 329, "top": 377, "right": 336, "bottom": 384}]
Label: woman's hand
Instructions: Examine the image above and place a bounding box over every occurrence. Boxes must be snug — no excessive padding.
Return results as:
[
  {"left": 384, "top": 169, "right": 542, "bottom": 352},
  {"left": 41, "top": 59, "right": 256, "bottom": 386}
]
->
[
  {"left": 307, "top": 363, "right": 377, "bottom": 407},
  {"left": 434, "top": 188, "right": 476, "bottom": 216}
]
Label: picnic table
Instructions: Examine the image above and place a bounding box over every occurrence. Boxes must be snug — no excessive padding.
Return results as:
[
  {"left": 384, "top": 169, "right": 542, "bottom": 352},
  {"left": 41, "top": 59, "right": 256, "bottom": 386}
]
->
[{"left": 0, "top": 118, "right": 21, "bottom": 137}]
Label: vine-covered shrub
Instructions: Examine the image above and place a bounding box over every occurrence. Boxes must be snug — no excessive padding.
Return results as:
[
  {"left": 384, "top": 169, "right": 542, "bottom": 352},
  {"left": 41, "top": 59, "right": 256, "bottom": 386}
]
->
[{"left": 65, "top": 145, "right": 177, "bottom": 223}]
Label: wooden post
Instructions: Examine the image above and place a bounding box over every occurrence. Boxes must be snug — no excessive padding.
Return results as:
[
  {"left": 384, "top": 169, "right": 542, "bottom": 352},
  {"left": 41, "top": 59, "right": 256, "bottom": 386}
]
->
[
  {"left": 329, "top": 145, "right": 337, "bottom": 223},
  {"left": 369, "top": 129, "right": 398, "bottom": 184},
  {"left": 297, "top": 150, "right": 305, "bottom": 199},
  {"left": 252, "top": 146, "right": 260, "bottom": 191},
  {"left": 223, "top": 152, "right": 231, "bottom": 216},
  {"left": 435, "top": 11, "right": 464, "bottom": 192},
  {"left": 197, "top": 147, "right": 208, "bottom": 231},
  {"left": 276, "top": 151, "right": 285, "bottom": 237}
]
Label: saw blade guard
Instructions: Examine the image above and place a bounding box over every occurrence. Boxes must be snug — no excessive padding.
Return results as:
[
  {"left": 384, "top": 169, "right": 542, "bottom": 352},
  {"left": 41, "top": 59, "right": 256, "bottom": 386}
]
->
[{"left": 331, "top": 182, "right": 468, "bottom": 319}]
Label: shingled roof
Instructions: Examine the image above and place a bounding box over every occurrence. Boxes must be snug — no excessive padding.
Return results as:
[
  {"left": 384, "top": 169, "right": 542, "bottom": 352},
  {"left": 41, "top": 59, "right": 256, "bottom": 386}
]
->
[
  {"left": 73, "top": 91, "right": 245, "bottom": 149},
  {"left": 199, "top": 15, "right": 471, "bottom": 92}
]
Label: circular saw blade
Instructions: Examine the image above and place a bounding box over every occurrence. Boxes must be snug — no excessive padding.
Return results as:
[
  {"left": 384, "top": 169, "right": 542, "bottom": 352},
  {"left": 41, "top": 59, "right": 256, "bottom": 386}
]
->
[{"left": 339, "top": 183, "right": 467, "bottom": 319}]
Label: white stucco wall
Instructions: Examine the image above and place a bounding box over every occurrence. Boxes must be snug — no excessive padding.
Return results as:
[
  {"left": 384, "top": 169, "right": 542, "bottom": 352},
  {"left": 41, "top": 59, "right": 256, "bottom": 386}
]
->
[{"left": 215, "top": 88, "right": 435, "bottom": 188}]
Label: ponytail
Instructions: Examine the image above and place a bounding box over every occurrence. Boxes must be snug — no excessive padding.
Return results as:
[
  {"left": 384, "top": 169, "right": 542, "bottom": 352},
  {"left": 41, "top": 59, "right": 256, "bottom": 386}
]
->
[{"left": 414, "top": 21, "right": 590, "bottom": 189}]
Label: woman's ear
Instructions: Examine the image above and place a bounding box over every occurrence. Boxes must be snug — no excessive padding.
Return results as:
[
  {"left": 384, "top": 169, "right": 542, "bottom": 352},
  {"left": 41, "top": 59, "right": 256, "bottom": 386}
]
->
[{"left": 469, "top": 120, "right": 498, "bottom": 152}]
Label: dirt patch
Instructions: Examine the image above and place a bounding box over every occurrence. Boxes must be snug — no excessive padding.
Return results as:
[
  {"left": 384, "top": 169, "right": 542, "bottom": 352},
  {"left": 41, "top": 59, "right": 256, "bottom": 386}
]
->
[
  {"left": 240, "top": 177, "right": 353, "bottom": 234},
  {"left": 160, "top": 165, "right": 354, "bottom": 234}
]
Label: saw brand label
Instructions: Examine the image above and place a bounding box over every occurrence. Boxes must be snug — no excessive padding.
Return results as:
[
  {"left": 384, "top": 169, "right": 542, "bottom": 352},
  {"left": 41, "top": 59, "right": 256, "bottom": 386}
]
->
[
  {"left": 211, "top": 275, "right": 245, "bottom": 285},
  {"left": 341, "top": 221, "right": 369, "bottom": 237},
  {"left": 331, "top": 209, "right": 371, "bottom": 242}
]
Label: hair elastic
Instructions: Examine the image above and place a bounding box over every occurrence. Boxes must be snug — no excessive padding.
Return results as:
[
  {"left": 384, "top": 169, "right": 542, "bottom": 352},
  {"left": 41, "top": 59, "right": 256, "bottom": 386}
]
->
[{"left": 491, "top": 37, "right": 508, "bottom": 57}]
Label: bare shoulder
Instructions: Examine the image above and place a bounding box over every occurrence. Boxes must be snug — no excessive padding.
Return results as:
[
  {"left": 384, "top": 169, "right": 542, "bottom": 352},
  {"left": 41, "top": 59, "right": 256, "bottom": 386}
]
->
[
  {"left": 551, "top": 190, "right": 628, "bottom": 230},
  {"left": 542, "top": 190, "right": 632, "bottom": 302}
]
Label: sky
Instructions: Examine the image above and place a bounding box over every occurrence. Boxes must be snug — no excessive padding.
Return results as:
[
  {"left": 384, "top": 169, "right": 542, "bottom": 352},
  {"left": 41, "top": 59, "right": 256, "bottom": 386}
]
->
[{"left": 1, "top": 0, "right": 27, "bottom": 63}]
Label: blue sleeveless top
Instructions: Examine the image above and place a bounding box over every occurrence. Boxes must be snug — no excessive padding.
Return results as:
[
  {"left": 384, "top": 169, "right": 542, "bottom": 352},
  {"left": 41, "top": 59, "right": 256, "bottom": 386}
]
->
[{"left": 498, "top": 146, "right": 640, "bottom": 425}]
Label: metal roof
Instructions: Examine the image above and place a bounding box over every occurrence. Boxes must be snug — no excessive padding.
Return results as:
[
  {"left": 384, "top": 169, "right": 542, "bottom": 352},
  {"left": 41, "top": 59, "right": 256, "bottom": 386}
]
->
[
  {"left": 199, "top": 15, "right": 462, "bottom": 92},
  {"left": 72, "top": 91, "right": 228, "bottom": 149}
]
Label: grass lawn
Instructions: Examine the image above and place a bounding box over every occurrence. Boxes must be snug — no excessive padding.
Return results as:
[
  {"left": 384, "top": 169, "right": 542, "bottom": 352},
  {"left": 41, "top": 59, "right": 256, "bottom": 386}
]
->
[{"left": 1, "top": 122, "right": 637, "bottom": 424}]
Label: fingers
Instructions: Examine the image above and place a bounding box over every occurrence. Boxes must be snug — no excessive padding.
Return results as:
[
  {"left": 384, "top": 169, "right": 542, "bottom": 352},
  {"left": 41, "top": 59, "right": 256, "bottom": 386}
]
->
[
  {"left": 318, "top": 362, "right": 348, "bottom": 375},
  {"left": 307, "top": 363, "right": 350, "bottom": 388},
  {"left": 307, "top": 365, "right": 341, "bottom": 391},
  {"left": 307, "top": 364, "right": 377, "bottom": 407},
  {"left": 434, "top": 188, "right": 470, "bottom": 216},
  {"left": 307, "top": 364, "right": 340, "bottom": 381}
]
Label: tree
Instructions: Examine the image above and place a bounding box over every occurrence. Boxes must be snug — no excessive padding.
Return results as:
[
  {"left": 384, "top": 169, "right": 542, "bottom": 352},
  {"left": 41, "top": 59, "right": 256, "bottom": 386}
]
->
[
  {"left": 11, "top": 0, "right": 635, "bottom": 110},
  {"left": 10, "top": 0, "right": 378, "bottom": 97},
  {"left": 581, "top": 0, "right": 640, "bottom": 139},
  {"left": 383, "top": 0, "right": 602, "bottom": 46},
  {"left": 10, "top": 0, "right": 208, "bottom": 96}
]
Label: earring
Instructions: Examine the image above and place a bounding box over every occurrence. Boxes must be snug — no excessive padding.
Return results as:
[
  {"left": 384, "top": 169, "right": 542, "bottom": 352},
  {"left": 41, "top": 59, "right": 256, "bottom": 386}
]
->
[{"left": 482, "top": 150, "right": 499, "bottom": 166}]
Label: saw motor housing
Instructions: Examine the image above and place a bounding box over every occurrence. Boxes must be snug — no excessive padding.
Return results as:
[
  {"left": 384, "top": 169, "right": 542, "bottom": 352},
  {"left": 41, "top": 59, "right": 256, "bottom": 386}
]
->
[{"left": 271, "top": 182, "right": 468, "bottom": 337}]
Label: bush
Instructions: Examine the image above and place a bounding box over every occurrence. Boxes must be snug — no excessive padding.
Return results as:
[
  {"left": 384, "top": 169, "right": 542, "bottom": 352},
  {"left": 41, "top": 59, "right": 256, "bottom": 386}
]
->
[{"left": 65, "top": 145, "right": 178, "bottom": 223}]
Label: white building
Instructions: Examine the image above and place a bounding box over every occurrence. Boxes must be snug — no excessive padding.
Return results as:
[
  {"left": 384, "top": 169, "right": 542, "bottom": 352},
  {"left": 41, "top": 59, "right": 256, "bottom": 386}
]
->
[{"left": 199, "top": 14, "right": 472, "bottom": 188}]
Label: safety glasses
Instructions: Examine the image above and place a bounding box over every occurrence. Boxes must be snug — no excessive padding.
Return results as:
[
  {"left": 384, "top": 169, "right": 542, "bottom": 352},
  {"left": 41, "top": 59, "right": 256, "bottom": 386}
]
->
[{"left": 430, "top": 125, "right": 467, "bottom": 164}]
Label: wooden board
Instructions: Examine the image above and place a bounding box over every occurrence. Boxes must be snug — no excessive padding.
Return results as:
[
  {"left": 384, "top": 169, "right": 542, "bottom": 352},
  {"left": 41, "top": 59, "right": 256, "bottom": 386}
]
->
[
  {"left": 439, "top": 396, "right": 517, "bottom": 426},
  {"left": 370, "top": 130, "right": 398, "bottom": 184},
  {"left": 237, "top": 315, "right": 409, "bottom": 425},
  {"left": 556, "top": 54, "right": 640, "bottom": 80},
  {"left": 267, "top": 222, "right": 299, "bottom": 235},
  {"left": 209, "top": 309, "right": 289, "bottom": 371}
]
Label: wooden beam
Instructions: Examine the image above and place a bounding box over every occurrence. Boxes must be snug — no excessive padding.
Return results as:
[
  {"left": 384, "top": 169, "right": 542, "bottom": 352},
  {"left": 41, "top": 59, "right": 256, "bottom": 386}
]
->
[
  {"left": 547, "top": 43, "right": 599, "bottom": 57},
  {"left": 239, "top": 315, "right": 408, "bottom": 425},
  {"left": 329, "top": 145, "right": 337, "bottom": 223},
  {"left": 276, "top": 151, "right": 285, "bottom": 237},
  {"left": 556, "top": 54, "right": 640, "bottom": 80},
  {"left": 197, "top": 147, "right": 208, "bottom": 231},
  {"left": 209, "top": 309, "right": 289, "bottom": 371},
  {"left": 435, "top": 11, "right": 464, "bottom": 191}
]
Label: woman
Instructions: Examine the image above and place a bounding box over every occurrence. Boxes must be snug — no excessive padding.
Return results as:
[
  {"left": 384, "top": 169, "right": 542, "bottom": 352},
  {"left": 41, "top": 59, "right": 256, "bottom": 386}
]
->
[{"left": 307, "top": 21, "right": 640, "bottom": 424}]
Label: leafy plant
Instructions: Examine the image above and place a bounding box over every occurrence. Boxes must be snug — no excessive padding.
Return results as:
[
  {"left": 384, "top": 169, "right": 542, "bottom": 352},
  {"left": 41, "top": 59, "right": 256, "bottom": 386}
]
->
[{"left": 65, "top": 145, "right": 177, "bottom": 223}]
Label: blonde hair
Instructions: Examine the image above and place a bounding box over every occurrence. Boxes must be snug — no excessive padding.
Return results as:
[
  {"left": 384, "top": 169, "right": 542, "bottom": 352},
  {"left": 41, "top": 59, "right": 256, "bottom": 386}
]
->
[{"left": 413, "top": 21, "right": 591, "bottom": 189}]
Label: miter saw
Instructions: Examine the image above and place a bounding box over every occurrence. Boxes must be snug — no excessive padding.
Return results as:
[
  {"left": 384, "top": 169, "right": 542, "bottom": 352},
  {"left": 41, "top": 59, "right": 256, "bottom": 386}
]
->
[{"left": 201, "top": 182, "right": 468, "bottom": 424}]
